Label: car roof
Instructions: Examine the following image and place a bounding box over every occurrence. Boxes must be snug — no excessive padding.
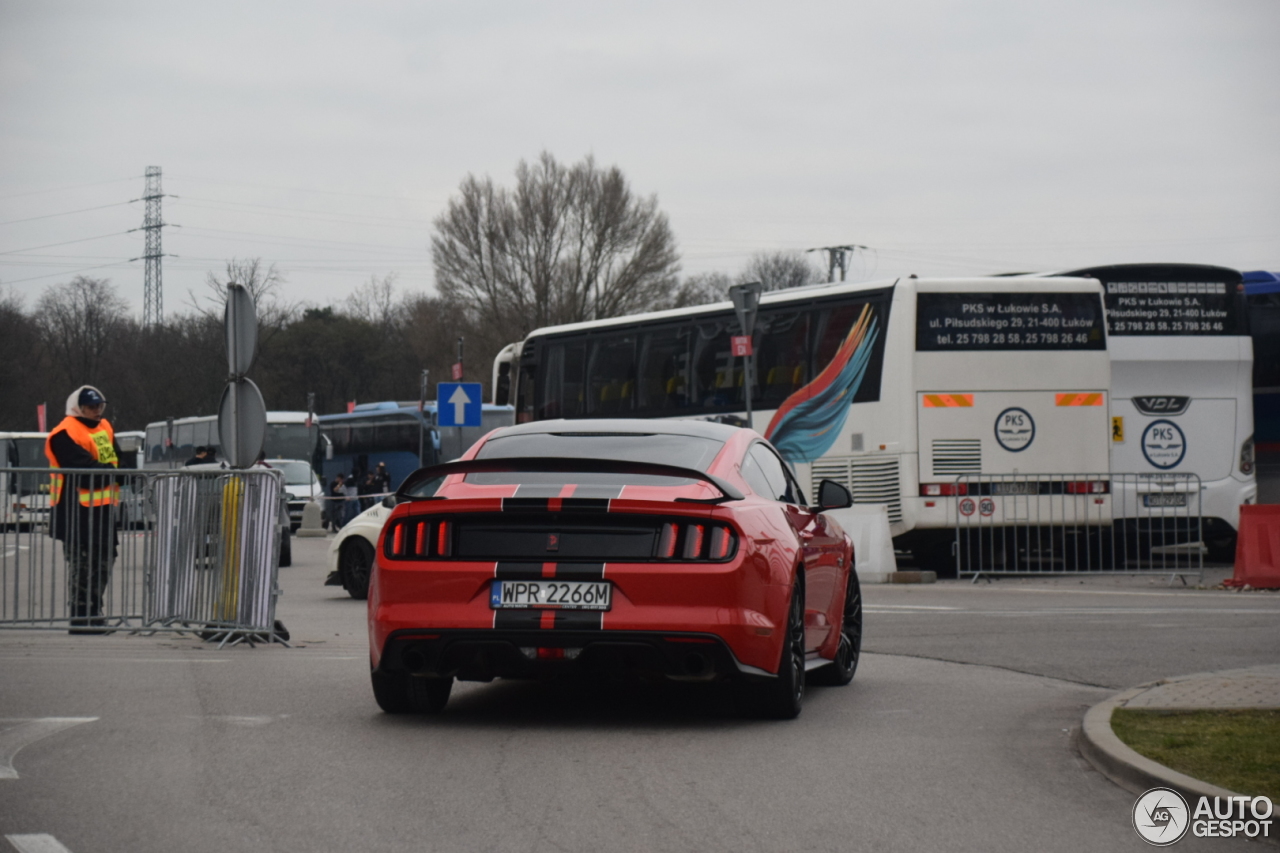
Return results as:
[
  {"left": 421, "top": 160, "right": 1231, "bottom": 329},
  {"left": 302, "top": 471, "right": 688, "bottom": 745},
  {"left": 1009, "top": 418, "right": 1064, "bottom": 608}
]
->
[{"left": 486, "top": 418, "right": 743, "bottom": 442}]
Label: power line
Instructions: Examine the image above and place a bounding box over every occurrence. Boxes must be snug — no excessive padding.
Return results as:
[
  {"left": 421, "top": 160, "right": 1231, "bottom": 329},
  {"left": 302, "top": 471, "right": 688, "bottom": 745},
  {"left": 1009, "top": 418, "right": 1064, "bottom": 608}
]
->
[
  {"left": 1, "top": 260, "right": 133, "bottom": 285},
  {"left": 169, "top": 174, "right": 446, "bottom": 204},
  {"left": 0, "top": 176, "right": 140, "bottom": 203},
  {"left": 0, "top": 201, "right": 135, "bottom": 227},
  {"left": 0, "top": 231, "right": 133, "bottom": 256},
  {"left": 173, "top": 196, "right": 434, "bottom": 227}
]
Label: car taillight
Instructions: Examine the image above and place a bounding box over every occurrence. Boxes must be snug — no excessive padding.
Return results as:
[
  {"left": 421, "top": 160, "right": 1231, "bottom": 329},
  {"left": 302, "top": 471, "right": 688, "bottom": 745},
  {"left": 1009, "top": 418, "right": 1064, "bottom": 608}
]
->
[
  {"left": 683, "top": 524, "right": 705, "bottom": 560},
  {"left": 709, "top": 526, "right": 733, "bottom": 559},
  {"left": 658, "top": 523, "right": 678, "bottom": 558},
  {"left": 436, "top": 521, "right": 452, "bottom": 557},
  {"left": 1066, "top": 481, "right": 1109, "bottom": 494},
  {"left": 414, "top": 521, "right": 429, "bottom": 556},
  {"left": 920, "top": 483, "right": 968, "bottom": 496}
]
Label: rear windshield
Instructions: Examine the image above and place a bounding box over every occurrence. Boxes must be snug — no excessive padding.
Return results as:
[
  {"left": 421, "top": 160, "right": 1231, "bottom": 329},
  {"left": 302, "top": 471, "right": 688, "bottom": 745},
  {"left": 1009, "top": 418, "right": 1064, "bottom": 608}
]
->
[
  {"left": 916, "top": 292, "right": 1106, "bottom": 351},
  {"left": 466, "top": 432, "right": 725, "bottom": 487}
]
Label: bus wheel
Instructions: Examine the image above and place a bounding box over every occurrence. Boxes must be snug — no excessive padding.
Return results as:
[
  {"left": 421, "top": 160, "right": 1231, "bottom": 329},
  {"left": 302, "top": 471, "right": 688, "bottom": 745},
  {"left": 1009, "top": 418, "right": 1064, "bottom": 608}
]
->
[{"left": 341, "top": 538, "right": 374, "bottom": 600}]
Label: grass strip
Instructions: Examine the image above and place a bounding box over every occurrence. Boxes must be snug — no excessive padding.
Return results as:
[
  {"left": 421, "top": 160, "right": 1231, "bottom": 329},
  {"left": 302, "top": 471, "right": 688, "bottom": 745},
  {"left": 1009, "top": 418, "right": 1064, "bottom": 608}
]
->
[{"left": 1111, "top": 708, "right": 1280, "bottom": 801}]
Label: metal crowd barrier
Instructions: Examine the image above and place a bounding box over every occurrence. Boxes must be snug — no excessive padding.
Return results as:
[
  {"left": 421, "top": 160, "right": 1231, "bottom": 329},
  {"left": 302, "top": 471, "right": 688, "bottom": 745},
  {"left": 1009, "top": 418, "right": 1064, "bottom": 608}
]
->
[
  {"left": 0, "top": 467, "right": 285, "bottom": 644},
  {"left": 952, "top": 472, "right": 1205, "bottom": 582}
]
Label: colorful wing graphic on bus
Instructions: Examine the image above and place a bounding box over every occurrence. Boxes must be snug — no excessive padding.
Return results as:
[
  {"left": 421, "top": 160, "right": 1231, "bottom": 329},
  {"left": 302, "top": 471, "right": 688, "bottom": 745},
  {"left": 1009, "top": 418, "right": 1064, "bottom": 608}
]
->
[{"left": 765, "top": 304, "right": 879, "bottom": 464}]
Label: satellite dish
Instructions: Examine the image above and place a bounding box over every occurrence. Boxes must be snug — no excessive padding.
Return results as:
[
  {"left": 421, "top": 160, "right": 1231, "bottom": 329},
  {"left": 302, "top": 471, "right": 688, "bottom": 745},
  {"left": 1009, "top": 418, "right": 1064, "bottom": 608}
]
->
[
  {"left": 217, "top": 378, "right": 267, "bottom": 469},
  {"left": 224, "top": 282, "right": 258, "bottom": 377}
]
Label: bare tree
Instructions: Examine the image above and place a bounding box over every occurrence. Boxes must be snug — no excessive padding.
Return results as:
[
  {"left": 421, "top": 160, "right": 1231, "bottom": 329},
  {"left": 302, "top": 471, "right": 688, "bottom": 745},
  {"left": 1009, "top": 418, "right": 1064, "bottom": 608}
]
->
[
  {"left": 431, "top": 152, "right": 681, "bottom": 342},
  {"left": 34, "top": 276, "right": 129, "bottom": 390},
  {"left": 738, "top": 251, "right": 823, "bottom": 292},
  {"left": 665, "top": 271, "right": 731, "bottom": 308},
  {"left": 190, "top": 258, "right": 295, "bottom": 332},
  {"left": 343, "top": 273, "right": 400, "bottom": 329}
]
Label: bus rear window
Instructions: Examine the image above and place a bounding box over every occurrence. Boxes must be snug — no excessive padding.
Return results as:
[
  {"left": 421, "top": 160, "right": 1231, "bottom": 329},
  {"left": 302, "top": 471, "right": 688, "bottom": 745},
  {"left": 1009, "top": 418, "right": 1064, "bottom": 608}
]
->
[
  {"left": 916, "top": 292, "right": 1105, "bottom": 351},
  {"left": 1103, "top": 282, "right": 1240, "bottom": 336}
]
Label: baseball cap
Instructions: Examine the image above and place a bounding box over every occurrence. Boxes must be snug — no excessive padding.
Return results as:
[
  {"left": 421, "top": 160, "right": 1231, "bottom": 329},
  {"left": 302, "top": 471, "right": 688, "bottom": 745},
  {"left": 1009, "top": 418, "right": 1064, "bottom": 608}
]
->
[{"left": 78, "top": 387, "right": 106, "bottom": 407}]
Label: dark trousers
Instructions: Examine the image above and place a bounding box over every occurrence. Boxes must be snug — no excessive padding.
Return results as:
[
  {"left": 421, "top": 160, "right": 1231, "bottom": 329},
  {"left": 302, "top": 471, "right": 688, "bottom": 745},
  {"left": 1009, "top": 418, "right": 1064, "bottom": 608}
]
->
[{"left": 66, "top": 541, "right": 113, "bottom": 620}]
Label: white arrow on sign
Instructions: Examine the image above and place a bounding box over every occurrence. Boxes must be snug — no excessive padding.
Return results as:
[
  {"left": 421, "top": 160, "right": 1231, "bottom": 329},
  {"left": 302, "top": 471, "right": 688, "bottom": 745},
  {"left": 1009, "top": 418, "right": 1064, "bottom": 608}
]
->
[{"left": 448, "top": 384, "right": 472, "bottom": 426}]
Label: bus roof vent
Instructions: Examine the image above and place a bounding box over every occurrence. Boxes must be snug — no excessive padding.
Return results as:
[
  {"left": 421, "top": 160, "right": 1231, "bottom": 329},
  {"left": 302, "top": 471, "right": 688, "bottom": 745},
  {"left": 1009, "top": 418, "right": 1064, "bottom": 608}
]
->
[{"left": 932, "top": 439, "right": 981, "bottom": 477}]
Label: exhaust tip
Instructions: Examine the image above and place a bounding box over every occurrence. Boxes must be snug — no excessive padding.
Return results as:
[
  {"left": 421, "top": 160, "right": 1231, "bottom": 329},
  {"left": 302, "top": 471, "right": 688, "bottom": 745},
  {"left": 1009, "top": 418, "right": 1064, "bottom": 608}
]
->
[
  {"left": 401, "top": 645, "right": 428, "bottom": 674},
  {"left": 682, "top": 653, "right": 709, "bottom": 677}
]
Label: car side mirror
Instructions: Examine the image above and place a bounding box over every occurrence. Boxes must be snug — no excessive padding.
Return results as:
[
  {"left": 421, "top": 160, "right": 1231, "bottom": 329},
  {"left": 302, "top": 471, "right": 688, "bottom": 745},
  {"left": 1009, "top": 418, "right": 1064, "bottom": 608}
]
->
[
  {"left": 813, "top": 479, "right": 853, "bottom": 512},
  {"left": 381, "top": 494, "right": 397, "bottom": 509}
]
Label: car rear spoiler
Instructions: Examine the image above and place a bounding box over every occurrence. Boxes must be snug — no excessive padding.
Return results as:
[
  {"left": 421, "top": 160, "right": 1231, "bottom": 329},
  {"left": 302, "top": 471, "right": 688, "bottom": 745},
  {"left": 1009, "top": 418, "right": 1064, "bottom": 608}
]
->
[{"left": 395, "top": 457, "right": 745, "bottom": 504}]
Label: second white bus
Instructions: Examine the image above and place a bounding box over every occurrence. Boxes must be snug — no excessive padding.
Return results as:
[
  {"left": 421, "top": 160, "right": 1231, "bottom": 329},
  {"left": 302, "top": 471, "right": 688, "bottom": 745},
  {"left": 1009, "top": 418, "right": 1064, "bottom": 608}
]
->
[{"left": 495, "top": 275, "right": 1113, "bottom": 573}]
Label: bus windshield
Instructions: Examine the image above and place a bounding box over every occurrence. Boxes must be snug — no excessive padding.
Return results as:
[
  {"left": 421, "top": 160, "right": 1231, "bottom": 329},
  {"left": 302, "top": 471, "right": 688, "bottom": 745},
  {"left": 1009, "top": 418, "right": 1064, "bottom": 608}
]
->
[
  {"left": 264, "top": 423, "right": 317, "bottom": 461},
  {"left": 5, "top": 437, "right": 46, "bottom": 468}
]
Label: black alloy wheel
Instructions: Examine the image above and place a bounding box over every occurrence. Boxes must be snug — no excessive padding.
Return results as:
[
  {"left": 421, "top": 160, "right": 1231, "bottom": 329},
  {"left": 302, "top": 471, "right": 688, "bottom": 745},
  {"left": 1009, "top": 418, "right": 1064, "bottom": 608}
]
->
[
  {"left": 739, "top": 576, "right": 806, "bottom": 720},
  {"left": 341, "top": 538, "right": 374, "bottom": 600},
  {"left": 810, "top": 569, "right": 862, "bottom": 686}
]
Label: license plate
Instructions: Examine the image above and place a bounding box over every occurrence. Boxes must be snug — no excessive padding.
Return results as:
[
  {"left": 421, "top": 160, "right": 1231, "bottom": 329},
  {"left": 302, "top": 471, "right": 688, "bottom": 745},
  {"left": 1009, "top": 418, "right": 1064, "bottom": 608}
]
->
[
  {"left": 1143, "top": 493, "right": 1187, "bottom": 508},
  {"left": 991, "top": 482, "right": 1038, "bottom": 496},
  {"left": 490, "top": 580, "right": 612, "bottom": 611}
]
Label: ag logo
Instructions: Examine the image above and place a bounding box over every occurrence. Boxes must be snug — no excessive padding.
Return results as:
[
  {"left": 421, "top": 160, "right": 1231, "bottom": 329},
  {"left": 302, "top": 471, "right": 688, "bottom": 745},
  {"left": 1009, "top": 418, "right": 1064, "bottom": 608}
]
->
[
  {"left": 994, "top": 407, "right": 1035, "bottom": 452},
  {"left": 1141, "top": 420, "right": 1186, "bottom": 469},
  {"left": 1132, "top": 787, "right": 1189, "bottom": 846}
]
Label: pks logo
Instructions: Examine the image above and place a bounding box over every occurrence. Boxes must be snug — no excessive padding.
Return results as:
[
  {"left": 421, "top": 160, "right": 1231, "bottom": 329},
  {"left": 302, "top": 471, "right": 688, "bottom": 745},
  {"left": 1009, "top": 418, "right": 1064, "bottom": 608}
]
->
[
  {"left": 1141, "top": 420, "right": 1186, "bottom": 469},
  {"left": 1132, "top": 788, "right": 1189, "bottom": 846},
  {"left": 994, "top": 407, "right": 1035, "bottom": 452}
]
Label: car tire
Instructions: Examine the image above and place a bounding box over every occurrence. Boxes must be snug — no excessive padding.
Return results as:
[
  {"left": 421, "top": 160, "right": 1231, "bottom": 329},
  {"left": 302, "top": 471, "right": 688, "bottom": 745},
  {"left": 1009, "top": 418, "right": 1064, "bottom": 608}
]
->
[
  {"left": 407, "top": 675, "right": 453, "bottom": 714},
  {"left": 373, "top": 670, "right": 454, "bottom": 715},
  {"left": 341, "top": 538, "right": 374, "bottom": 600},
  {"left": 809, "top": 569, "right": 861, "bottom": 687},
  {"left": 371, "top": 671, "right": 412, "bottom": 713},
  {"left": 279, "top": 529, "right": 292, "bottom": 568},
  {"left": 738, "top": 576, "right": 806, "bottom": 720}
]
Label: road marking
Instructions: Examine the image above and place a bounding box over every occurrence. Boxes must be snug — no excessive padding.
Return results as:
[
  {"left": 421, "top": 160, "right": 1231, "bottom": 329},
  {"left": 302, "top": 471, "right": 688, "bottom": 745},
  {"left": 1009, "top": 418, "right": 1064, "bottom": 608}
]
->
[
  {"left": 864, "top": 604, "right": 960, "bottom": 611},
  {"left": 0, "top": 659, "right": 229, "bottom": 664},
  {"left": 6, "top": 835, "right": 73, "bottom": 853},
  {"left": 0, "top": 718, "right": 97, "bottom": 780}
]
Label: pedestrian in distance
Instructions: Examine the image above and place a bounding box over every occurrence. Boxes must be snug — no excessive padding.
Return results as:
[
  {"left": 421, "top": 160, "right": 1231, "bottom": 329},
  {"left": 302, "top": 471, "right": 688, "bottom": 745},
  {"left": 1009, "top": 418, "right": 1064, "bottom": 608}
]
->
[
  {"left": 373, "top": 461, "right": 391, "bottom": 495},
  {"left": 359, "top": 472, "right": 377, "bottom": 511},
  {"left": 184, "top": 445, "right": 210, "bottom": 466},
  {"left": 44, "top": 385, "right": 121, "bottom": 635},
  {"left": 343, "top": 471, "right": 360, "bottom": 525},
  {"left": 327, "top": 473, "right": 346, "bottom": 531}
]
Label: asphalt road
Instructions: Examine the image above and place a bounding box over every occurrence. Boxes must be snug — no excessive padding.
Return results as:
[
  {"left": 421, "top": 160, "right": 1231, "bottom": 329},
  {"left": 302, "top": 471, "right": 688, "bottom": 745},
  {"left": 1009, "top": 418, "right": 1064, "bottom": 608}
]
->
[{"left": 1, "top": 537, "right": 1275, "bottom": 853}]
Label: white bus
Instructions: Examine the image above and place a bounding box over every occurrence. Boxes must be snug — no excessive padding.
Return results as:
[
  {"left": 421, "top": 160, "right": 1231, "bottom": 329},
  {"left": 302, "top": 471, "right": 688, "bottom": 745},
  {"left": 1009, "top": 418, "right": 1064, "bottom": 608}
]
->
[
  {"left": 143, "top": 411, "right": 318, "bottom": 470},
  {"left": 1062, "top": 264, "right": 1256, "bottom": 561},
  {"left": 495, "top": 275, "right": 1112, "bottom": 573},
  {"left": 1, "top": 431, "right": 50, "bottom": 530}
]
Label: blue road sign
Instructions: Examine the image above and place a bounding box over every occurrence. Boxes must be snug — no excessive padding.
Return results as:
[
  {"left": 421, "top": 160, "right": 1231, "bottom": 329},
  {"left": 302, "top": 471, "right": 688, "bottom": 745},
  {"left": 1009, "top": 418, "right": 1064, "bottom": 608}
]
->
[{"left": 437, "top": 382, "right": 483, "bottom": 427}]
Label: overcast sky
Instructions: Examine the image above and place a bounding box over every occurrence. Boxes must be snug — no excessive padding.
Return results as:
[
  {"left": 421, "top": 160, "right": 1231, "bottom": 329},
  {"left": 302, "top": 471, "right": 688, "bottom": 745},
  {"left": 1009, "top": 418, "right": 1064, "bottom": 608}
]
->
[{"left": 1, "top": 0, "right": 1277, "bottom": 316}]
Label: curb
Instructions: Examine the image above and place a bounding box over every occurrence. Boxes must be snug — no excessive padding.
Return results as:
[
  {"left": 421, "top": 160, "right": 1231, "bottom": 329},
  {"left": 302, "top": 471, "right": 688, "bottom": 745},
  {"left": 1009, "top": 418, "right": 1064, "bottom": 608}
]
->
[{"left": 1079, "top": 687, "right": 1279, "bottom": 845}]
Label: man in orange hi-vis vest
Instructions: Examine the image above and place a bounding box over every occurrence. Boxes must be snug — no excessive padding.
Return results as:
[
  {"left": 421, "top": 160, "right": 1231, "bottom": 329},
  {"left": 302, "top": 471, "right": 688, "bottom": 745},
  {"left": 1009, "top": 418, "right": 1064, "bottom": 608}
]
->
[{"left": 44, "top": 385, "right": 121, "bottom": 634}]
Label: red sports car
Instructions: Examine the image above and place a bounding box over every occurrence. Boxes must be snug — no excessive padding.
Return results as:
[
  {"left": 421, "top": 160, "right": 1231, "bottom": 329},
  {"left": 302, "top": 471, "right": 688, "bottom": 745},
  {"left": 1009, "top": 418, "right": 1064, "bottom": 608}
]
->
[{"left": 368, "top": 419, "right": 861, "bottom": 718}]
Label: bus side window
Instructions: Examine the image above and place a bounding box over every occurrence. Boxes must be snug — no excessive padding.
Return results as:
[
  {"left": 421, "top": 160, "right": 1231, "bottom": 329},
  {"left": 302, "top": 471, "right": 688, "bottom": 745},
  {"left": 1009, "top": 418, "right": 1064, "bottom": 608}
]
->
[
  {"left": 637, "top": 326, "right": 691, "bottom": 414},
  {"left": 495, "top": 362, "right": 511, "bottom": 406},
  {"left": 516, "top": 363, "right": 536, "bottom": 423},
  {"left": 754, "top": 310, "right": 810, "bottom": 408},
  {"left": 586, "top": 335, "right": 637, "bottom": 415},
  {"left": 539, "top": 342, "right": 587, "bottom": 420}
]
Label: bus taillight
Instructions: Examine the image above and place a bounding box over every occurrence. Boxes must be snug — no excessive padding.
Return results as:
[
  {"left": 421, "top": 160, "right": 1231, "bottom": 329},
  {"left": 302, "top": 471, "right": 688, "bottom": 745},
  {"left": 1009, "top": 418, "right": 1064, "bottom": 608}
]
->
[
  {"left": 920, "top": 483, "right": 968, "bottom": 497},
  {"left": 1065, "top": 481, "right": 1109, "bottom": 494}
]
